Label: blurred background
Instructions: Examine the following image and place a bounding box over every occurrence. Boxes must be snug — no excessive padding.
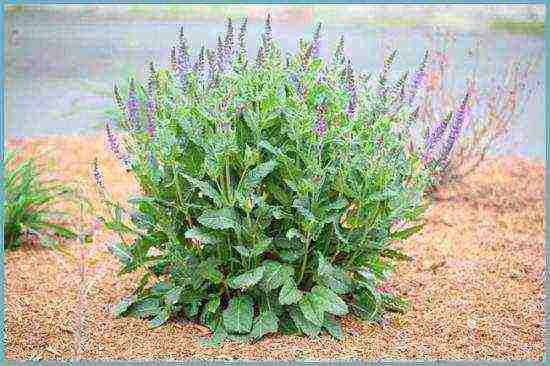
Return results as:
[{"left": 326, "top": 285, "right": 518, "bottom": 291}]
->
[{"left": 4, "top": 4, "right": 545, "bottom": 158}]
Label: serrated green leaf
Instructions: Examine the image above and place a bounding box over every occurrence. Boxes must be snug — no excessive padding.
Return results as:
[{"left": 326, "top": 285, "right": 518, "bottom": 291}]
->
[
  {"left": 286, "top": 228, "right": 301, "bottom": 241},
  {"left": 311, "top": 285, "right": 349, "bottom": 316},
  {"left": 279, "top": 278, "right": 303, "bottom": 305},
  {"left": 323, "top": 315, "right": 344, "bottom": 340},
  {"left": 222, "top": 295, "right": 254, "bottom": 334},
  {"left": 184, "top": 227, "right": 221, "bottom": 246},
  {"left": 201, "top": 320, "right": 226, "bottom": 347},
  {"left": 235, "top": 245, "right": 251, "bottom": 257},
  {"left": 390, "top": 223, "right": 424, "bottom": 241},
  {"left": 251, "top": 310, "right": 279, "bottom": 340},
  {"left": 198, "top": 208, "right": 239, "bottom": 230},
  {"left": 298, "top": 293, "right": 325, "bottom": 326},
  {"left": 289, "top": 308, "right": 321, "bottom": 337},
  {"left": 113, "top": 295, "right": 137, "bottom": 318},
  {"left": 317, "top": 253, "right": 352, "bottom": 294},
  {"left": 108, "top": 242, "right": 132, "bottom": 265},
  {"left": 198, "top": 261, "right": 224, "bottom": 284},
  {"left": 165, "top": 287, "right": 183, "bottom": 306},
  {"left": 180, "top": 173, "right": 223, "bottom": 206},
  {"left": 380, "top": 248, "right": 413, "bottom": 261},
  {"left": 227, "top": 266, "right": 265, "bottom": 289},
  {"left": 206, "top": 295, "right": 221, "bottom": 313},
  {"left": 261, "top": 261, "right": 291, "bottom": 292},
  {"left": 148, "top": 308, "right": 169, "bottom": 329},
  {"left": 241, "top": 160, "right": 278, "bottom": 189},
  {"left": 129, "top": 298, "right": 161, "bottom": 319}
]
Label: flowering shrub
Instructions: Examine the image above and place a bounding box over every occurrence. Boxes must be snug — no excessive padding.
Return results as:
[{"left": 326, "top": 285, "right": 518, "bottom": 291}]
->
[
  {"left": 411, "top": 30, "right": 542, "bottom": 190},
  {"left": 95, "top": 16, "right": 430, "bottom": 343}
]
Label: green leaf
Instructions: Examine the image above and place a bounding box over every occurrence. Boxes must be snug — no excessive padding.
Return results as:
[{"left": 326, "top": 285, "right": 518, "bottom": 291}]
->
[
  {"left": 108, "top": 242, "right": 133, "bottom": 265},
  {"left": 227, "top": 266, "right": 265, "bottom": 290},
  {"left": 165, "top": 287, "right": 183, "bottom": 306},
  {"left": 201, "top": 320, "right": 226, "bottom": 347},
  {"left": 234, "top": 245, "right": 251, "bottom": 257},
  {"left": 198, "top": 208, "right": 239, "bottom": 231},
  {"left": 222, "top": 295, "right": 254, "bottom": 334},
  {"left": 286, "top": 228, "right": 302, "bottom": 241},
  {"left": 206, "top": 295, "right": 221, "bottom": 313},
  {"left": 298, "top": 293, "right": 325, "bottom": 326},
  {"left": 278, "top": 278, "right": 303, "bottom": 305},
  {"left": 390, "top": 223, "right": 424, "bottom": 241},
  {"left": 251, "top": 310, "right": 279, "bottom": 340},
  {"left": 380, "top": 248, "right": 413, "bottom": 261},
  {"left": 129, "top": 298, "right": 161, "bottom": 319},
  {"left": 198, "top": 261, "right": 224, "bottom": 284},
  {"left": 311, "top": 285, "right": 349, "bottom": 316},
  {"left": 180, "top": 173, "right": 223, "bottom": 206},
  {"left": 241, "top": 160, "right": 278, "bottom": 189},
  {"left": 148, "top": 308, "right": 169, "bottom": 329},
  {"left": 184, "top": 227, "right": 221, "bottom": 246},
  {"left": 289, "top": 308, "right": 321, "bottom": 337},
  {"left": 323, "top": 315, "right": 344, "bottom": 340},
  {"left": 317, "top": 253, "right": 352, "bottom": 294},
  {"left": 113, "top": 295, "right": 137, "bottom": 318},
  {"left": 381, "top": 292, "right": 410, "bottom": 314},
  {"left": 261, "top": 261, "right": 291, "bottom": 292}
]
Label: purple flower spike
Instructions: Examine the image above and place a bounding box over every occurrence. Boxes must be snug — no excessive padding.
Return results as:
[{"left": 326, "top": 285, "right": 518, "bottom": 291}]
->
[
  {"left": 126, "top": 79, "right": 139, "bottom": 130},
  {"left": 408, "top": 50, "right": 429, "bottom": 105},
  {"left": 145, "top": 93, "right": 156, "bottom": 137},
  {"left": 238, "top": 18, "right": 248, "bottom": 62},
  {"left": 264, "top": 14, "right": 272, "bottom": 44},
  {"left": 440, "top": 93, "right": 470, "bottom": 161},
  {"left": 256, "top": 46, "right": 266, "bottom": 68},
  {"left": 224, "top": 18, "right": 234, "bottom": 56},
  {"left": 314, "top": 115, "right": 326, "bottom": 138},
  {"left": 423, "top": 111, "right": 453, "bottom": 162},
  {"left": 105, "top": 121, "right": 120, "bottom": 156},
  {"left": 177, "top": 27, "right": 191, "bottom": 73},
  {"left": 310, "top": 23, "right": 322, "bottom": 59},
  {"left": 92, "top": 158, "right": 105, "bottom": 192},
  {"left": 105, "top": 122, "right": 133, "bottom": 170},
  {"left": 346, "top": 96, "right": 357, "bottom": 120}
]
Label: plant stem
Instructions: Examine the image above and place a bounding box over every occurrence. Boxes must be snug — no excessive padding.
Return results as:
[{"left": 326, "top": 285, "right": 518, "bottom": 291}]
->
[{"left": 298, "top": 235, "right": 311, "bottom": 284}]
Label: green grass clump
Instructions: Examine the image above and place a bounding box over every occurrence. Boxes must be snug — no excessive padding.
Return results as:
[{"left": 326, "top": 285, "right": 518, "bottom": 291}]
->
[{"left": 4, "top": 149, "right": 77, "bottom": 250}]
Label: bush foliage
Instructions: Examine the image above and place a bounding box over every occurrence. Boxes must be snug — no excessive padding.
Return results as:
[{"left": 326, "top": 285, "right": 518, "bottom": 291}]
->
[
  {"left": 95, "top": 16, "right": 431, "bottom": 343},
  {"left": 4, "top": 149, "right": 76, "bottom": 250}
]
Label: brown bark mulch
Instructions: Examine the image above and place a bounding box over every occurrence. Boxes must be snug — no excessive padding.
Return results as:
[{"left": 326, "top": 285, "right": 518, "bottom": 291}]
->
[{"left": 4, "top": 135, "right": 544, "bottom": 361}]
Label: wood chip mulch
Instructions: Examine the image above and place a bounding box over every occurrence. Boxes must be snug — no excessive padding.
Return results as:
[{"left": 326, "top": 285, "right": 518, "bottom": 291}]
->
[{"left": 4, "top": 135, "right": 545, "bottom": 361}]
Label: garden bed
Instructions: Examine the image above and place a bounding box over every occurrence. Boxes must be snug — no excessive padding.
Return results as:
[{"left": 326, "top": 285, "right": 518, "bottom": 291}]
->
[{"left": 4, "top": 135, "right": 544, "bottom": 361}]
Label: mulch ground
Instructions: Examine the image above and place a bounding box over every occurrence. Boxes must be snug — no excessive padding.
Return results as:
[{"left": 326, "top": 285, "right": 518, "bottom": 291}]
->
[{"left": 4, "top": 135, "right": 545, "bottom": 361}]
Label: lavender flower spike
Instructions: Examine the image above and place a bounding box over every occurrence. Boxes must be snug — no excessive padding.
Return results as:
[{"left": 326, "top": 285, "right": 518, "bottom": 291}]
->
[
  {"left": 224, "top": 18, "right": 234, "bottom": 56},
  {"left": 264, "top": 13, "right": 272, "bottom": 44},
  {"left": 422, "top": 111, "right": 453, "bottom": 162},
  {"left": 105, "top": 122, "right": 133, "bottom": 170},
  {"left": 145, "top": 85, "right": 157, "bottom": 136},
  {"left": 440, "top": 93, "right": 470, "bottom": 161},
  {"left": 126, "top": 79, "right": 139, "bottom": 130},
  {"left": 238, "top": 17, "right": 248, "bottom": 62},
  {"left": 314, "top": 115, "right": 326, "bottom": 138},
  {"left": 310, "top": 22, "right": 322, "bottom": 59},
  {"left": 408, "top": 49, "right": 429, "bottom": 105},
  {"left": 92, "top": 157, "right": 105, "bottom": 192},
  {"left": 177, "top": 27, "right": 190, "bottom": 73}
]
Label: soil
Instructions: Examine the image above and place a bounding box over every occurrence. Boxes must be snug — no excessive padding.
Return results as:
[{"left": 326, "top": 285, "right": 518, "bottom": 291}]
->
[{"left": 4, "top": 135, "right": 545, "bottom": 361}]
